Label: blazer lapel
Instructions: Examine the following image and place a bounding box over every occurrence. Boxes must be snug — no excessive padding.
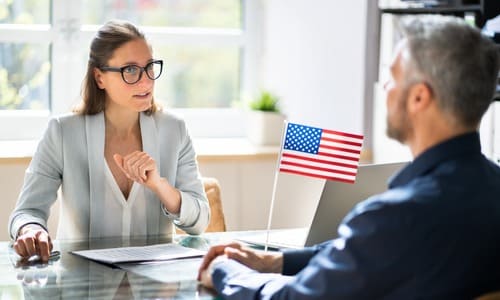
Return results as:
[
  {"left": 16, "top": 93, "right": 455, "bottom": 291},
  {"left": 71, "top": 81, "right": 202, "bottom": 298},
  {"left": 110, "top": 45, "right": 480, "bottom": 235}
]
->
[
  {"left": 140, "top": 112, "right": 161, "bottom": 235},
  {"left": 86, "top": 112, "right": 105, "bottom": 238}
]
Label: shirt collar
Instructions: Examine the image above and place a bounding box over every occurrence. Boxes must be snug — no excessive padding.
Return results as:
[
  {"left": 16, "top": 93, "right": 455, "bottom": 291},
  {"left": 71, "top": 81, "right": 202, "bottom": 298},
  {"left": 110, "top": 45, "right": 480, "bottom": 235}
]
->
[{"left": 388, "top": 131, "right": 482, "bottom": 188}]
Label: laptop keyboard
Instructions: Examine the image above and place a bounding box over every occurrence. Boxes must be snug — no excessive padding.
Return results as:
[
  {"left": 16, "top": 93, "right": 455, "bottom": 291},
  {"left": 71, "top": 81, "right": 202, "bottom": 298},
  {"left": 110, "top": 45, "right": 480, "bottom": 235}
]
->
[{"left": 237, "top": 228, "right": 309, "bottom": 249}]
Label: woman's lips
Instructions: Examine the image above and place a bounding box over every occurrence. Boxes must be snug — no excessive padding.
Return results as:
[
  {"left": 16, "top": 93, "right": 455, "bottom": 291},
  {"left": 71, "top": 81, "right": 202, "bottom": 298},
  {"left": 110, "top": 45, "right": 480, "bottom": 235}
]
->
[{"left": 133, "top": 92, "right": 151, "bottom": 99}]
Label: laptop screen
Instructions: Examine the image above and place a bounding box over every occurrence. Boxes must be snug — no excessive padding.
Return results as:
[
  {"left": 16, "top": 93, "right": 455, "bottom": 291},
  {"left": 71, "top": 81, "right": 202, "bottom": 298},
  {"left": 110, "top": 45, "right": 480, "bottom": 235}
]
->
[{"left": 304, "top": 161, "right": 408, "bottom": 246}]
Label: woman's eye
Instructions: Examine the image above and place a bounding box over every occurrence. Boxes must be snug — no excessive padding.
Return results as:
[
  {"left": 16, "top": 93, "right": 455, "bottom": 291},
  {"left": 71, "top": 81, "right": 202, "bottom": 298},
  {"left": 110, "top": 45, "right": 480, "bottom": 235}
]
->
[{"left": 123, "top": 66, "right": 138, "bottom": 74}]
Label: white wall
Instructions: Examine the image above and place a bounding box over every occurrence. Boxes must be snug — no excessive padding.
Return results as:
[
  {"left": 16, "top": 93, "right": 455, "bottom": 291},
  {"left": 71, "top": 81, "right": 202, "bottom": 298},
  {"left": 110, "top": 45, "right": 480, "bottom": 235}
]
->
[{"left": 261, "top": 0, "right": 368, "bottom": 134}]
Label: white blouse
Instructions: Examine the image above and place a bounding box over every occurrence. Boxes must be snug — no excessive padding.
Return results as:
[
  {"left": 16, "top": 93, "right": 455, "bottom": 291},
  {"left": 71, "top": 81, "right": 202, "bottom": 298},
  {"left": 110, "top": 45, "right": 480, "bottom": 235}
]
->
[{"left": 102, "top": 160, "right": 147, "bottom": 238}]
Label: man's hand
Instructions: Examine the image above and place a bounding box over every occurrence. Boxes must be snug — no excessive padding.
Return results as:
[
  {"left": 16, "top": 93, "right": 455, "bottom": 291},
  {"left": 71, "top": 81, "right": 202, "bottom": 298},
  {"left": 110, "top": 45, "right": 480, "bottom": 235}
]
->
[
  {"left": 224, "top": 244, "right": 284, "bottom": 274},
  {"left": 199, "top": 255, "right": 228, "bottom": 289},
  {"left": 197, "top": 242, "right": 284, "bottom": 288},
  {"left": 13, "top": 224, "right": 53, "bottom": 262},
  {"left": 198, "top": 242, "right": 239, "bottom": 281}
]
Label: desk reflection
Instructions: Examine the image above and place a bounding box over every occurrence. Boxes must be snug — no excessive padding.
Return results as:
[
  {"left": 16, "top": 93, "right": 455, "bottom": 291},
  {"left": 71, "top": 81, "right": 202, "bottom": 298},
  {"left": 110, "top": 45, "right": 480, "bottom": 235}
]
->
[{"left": 2, "top": 235, "right": 218, "bottom": 299}]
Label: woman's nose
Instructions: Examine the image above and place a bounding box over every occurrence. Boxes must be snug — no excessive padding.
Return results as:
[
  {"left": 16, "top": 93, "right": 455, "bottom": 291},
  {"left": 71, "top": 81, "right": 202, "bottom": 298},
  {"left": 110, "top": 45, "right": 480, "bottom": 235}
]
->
[{"left": 383, "top": 80, "right": 392, "bottom": 91}]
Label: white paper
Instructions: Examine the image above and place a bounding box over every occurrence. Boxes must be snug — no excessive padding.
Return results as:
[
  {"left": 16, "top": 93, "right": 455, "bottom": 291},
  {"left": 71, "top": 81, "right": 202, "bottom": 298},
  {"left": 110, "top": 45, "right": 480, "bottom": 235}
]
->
[
  {"left": 116, "top": 258, "right": 203, "bottom": 283},
  {"left": 71, "top": 243, "right": 206, "bottom": 264}
]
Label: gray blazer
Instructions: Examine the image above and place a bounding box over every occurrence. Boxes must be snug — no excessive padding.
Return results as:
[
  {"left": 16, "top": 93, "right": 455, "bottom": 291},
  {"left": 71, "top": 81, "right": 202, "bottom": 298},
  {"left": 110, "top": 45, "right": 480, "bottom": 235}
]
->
[{"left": 9, "top": 111, "right": 209, "bottom": 240}]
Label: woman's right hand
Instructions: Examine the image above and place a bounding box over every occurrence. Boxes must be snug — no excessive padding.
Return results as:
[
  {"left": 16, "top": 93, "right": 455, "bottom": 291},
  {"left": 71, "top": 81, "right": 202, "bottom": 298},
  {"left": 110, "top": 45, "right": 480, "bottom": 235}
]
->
[{"left": 13, "top": 224, "right": 53, "bottom": 261}]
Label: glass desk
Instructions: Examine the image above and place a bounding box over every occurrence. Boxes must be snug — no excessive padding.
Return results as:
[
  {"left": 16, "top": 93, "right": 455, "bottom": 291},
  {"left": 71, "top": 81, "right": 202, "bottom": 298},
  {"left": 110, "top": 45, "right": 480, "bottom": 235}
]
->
[{"left": 0, "top": 232, "right": 253, "bottom": 299}]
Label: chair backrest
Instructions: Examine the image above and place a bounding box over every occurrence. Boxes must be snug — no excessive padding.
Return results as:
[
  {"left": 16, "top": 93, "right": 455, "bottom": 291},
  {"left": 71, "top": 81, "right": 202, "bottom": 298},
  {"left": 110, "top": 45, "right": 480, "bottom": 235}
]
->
[
  {"left": 202, "top": 177, "right": 226, "bottom": 232},
  {"left": 176, "top": 177, "right": 226, "bottom": 234}
]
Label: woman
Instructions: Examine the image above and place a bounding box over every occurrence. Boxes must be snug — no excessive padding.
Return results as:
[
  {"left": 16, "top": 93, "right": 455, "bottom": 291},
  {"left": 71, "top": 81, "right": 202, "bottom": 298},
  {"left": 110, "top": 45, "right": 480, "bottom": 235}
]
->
[{"left": 9, "top": 20, "right": 209, "bottom": 261}]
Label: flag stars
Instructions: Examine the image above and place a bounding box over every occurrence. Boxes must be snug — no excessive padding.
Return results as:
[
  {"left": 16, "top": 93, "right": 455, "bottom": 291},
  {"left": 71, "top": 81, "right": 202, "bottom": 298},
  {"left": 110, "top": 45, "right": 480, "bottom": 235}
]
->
[{"left": 284, "top": 123, "right": 322, "bottom": 154}]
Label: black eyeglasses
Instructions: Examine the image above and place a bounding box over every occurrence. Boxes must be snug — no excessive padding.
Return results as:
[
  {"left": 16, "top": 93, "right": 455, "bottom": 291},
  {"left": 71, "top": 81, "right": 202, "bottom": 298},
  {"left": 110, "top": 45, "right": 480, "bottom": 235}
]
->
[{"left": 99, "top": 60, "right": 163, "bottom": 84}]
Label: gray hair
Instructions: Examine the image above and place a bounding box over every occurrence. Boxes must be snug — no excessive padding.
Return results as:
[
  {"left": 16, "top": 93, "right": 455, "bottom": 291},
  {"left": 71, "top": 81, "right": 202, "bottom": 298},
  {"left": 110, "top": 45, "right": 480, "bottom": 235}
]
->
[{"left": 398, "top": 15, "right": 499, "bottom": 128}]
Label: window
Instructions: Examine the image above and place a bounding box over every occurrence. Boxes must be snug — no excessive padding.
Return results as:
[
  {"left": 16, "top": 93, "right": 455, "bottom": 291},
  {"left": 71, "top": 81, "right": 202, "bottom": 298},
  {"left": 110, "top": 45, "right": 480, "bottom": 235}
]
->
[{"left": 0, "top": 0, "right": 259, "bottom": 140}]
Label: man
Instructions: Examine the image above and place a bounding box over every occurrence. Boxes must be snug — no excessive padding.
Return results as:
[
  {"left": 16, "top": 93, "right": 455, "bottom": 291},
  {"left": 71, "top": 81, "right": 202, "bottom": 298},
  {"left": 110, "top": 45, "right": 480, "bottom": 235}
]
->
[{"left": 197, "top": 15, "right": 500, "bottom": 299}]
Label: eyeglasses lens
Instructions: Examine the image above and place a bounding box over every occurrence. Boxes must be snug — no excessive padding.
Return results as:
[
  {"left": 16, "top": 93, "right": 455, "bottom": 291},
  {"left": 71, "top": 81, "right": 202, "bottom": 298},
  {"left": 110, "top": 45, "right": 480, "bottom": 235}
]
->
[{"left": 122, "top": 61, "right": 163, "bottom": 84}]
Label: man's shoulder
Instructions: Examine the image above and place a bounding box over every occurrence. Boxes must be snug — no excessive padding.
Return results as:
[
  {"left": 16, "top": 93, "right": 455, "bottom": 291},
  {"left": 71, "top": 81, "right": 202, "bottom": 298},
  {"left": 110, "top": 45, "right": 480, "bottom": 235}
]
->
[
  {"left": 432, "top": 156, "right": 500, "bottom": 194},
  {"left": 346, "top": 187, "right": 418, "bottom": 224},
  {"left": 359, "top": 156, "right": 500, "bottom": 214}
]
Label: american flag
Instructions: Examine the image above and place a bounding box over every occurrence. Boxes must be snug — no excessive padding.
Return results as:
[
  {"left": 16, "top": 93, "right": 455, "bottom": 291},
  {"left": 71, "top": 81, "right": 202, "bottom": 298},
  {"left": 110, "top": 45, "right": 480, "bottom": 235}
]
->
[{"left": 279, "top": 122, "right": 364, "bottom": 184}]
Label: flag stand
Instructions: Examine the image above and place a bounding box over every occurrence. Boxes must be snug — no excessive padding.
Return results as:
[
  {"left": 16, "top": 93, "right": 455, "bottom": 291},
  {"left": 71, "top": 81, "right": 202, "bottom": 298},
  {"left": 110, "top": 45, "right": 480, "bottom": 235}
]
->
[{"left": 264, "top": 120, "right": 288, "bottom": 252}]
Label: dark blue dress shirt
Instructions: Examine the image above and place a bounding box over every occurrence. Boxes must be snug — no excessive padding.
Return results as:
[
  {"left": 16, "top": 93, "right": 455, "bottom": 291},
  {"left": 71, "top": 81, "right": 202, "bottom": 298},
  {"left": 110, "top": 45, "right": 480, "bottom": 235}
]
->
[{"left": 212, "top": 132, "right": 500, "bottom": 299}]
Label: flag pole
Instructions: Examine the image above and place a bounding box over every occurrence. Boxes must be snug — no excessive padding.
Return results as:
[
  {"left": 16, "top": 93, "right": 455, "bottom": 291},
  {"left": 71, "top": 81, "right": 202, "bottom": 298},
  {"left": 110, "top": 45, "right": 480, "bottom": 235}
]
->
[{"left": 264, "top": 120, "right": 288, "bottom": 252}]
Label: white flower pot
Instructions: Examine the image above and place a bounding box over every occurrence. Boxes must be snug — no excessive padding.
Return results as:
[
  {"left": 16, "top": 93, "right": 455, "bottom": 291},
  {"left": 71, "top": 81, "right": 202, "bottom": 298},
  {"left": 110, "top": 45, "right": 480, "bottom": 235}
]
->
[{"left": 246, "top": 110, "right": 286, "bottom": 146}]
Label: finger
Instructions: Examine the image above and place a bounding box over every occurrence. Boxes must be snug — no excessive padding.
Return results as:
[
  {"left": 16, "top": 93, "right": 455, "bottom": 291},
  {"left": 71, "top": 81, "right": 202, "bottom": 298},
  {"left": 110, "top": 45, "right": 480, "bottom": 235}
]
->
[
  {"left": 123, "top": 151, "right": 145, "bottom": 166},
  {"left": 225, "top": 247, "right": 251, "bottom": 264},
  {"left": 134, "top": 153, "right": 152, "bottom": 177},
  {"left": 124, "top": 152, "right": 147, "bottom": 180},
  {"left": 22, "top": 235, "right": 38, "bottom": 257},
  {"left": 199, "top": 268, "right": 214, "bottom": 289},
  {"left": 197, "top": 245, "right": 229, "bottom": 279},
  {"left": 113, "top": 154, "right": 129, "bottom": 177},
  {"left": 13, "top": 241, "right": 29, "bottom": 257},
  {"left": 198, "top": 246, "right": 224, "bottom": 273},
  {"left": 138, "top": 157, "right": 155, "bottom": 181},
  {"left": 36, "top": 232, "right": 51, "bottom": 261},
  {"left": 130, "top": 155, "right": 149, "bottom": 181},
  {"left": 229, "top": 242, "right": 244, "bottom": 250},
  {"left": 48, "top": 235, "right": 53, "bottom": 252},
  {"left": 200, "top": 242, "right": 242, "bottom": 270},
  {"left": 197, "top": 242, "right": 242, "bottom": 279}
]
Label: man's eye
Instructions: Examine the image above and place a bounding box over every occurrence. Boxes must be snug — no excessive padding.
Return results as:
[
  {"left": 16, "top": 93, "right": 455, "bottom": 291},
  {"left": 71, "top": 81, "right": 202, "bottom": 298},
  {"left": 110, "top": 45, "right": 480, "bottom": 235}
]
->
[{"left": 123, "top": 66, "right": 138, "bottom": 74}]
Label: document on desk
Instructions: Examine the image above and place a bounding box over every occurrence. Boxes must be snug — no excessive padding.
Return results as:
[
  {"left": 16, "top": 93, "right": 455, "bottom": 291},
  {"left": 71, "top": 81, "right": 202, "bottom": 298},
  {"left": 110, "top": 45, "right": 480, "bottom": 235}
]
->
[{"left": 71, "top": 243, "right": 206, "bottom": 264}]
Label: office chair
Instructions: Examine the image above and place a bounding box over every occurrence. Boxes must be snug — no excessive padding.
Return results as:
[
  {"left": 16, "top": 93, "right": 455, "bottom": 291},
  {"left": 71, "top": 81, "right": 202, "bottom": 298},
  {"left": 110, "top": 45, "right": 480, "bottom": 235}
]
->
[
  {"left": 177, "top": 177, "right": 226, "bottom": 233},
  {"left": 202, "top": 177, "right": 226, "bottom": 232}
]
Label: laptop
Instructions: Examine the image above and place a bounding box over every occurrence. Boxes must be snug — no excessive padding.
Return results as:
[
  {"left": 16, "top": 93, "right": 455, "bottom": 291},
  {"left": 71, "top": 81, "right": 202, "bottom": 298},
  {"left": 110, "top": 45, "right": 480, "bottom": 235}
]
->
[{"left": 238, "top": 161, "right": 408, "bottom": 249}]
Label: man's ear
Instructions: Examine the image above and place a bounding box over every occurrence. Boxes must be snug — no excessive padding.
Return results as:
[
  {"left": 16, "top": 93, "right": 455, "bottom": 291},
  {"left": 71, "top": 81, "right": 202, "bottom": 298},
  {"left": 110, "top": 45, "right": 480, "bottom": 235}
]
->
[
  {"left": 94, "top": 68, "right": 105, "bottom": 89},
  {"left": 407, "top": 82, "right": 433, "bottom": 114}
]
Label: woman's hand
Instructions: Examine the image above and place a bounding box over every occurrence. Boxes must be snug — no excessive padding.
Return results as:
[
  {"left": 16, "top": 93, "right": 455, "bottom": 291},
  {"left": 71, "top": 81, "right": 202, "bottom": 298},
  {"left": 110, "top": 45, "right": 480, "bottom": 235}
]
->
[
  {"left": 14, "top": 224, "right": 53, "bottom": 262},
  {"left": 113, "top": 151, "right": 161, "bottom": 190},
  {"left": 113, "top": 151, "right": 181, "bottom": 214}
]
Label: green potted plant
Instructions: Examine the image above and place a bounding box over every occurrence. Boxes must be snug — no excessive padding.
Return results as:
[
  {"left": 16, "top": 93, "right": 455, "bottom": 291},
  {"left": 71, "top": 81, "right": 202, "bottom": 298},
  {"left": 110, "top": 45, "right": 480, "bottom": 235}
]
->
[
  {"left": 249, "top": 91, "right": 280, "bottom": 112},
  {"left": 246, "top": 91, "right": 286, "bottom": 145}
]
